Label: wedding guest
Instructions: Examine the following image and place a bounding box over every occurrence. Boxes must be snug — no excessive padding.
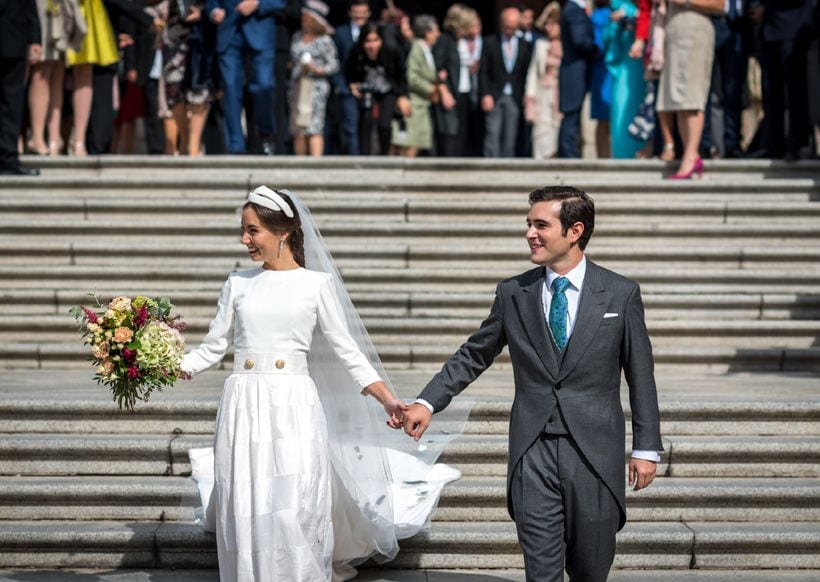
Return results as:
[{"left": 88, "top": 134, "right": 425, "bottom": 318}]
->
[
  {"left": 65, "top": 0, "right": 119, "bottom": 155},
  {"left": 345, "top": 22, "right": 409, "bottom": 155},
  {"left": 525, "top": 2, "right": 562, "bottom": 159},
  {"left": 518, "top": 5, "right": 541, "bottom": 43},
  {"left": 0, "top": 0, "right": 41, "bottom": 175},
  {"left": 699, "top": 0, "right": 750, "bottom": 158},
  {"left": 392, "top": 15, "right": 440, "bottom": 158},
  {"left": 606, "top": 0, "right": 647, "bottom": 158},
  {"left": 657, "top": 0, "right": 721, "bottom": 178},
  {"left": 28, "top": 0, "right": 85, "bottom": 156},
  {"left": 161, "top": 0, "right": 215, "bottom": 156},
  {"left": 456, "top": 9, "right": 483, "bottom": 156},
  {"left": 288, "top": 0, "right": 338, "bottom": 157},
  {"left": 558, "top": 0, "right": 598, "bottom": 158},
  {"left": 432, "top": 3, "right": 468, "bottom": 157},
  {"left": 86, "top": 0, "right": 156, "bottom": 154},
  {"left": 381, "top": 6, "right": 413, "bottom": 58},
  {"left": 330, "top": 0, "right": 371, "bottom": 155},
  {"left": 590, "top": 0, "right": 613, "bottom": 158},
  {"left": 753, "top": 0, "right": 814, "bottom": 160},
  {"left": 209, "top": 0, "right": 284, "bottom": 155},
  {"left": 480, "top": 6, "right": 532, "bottom": 158}
]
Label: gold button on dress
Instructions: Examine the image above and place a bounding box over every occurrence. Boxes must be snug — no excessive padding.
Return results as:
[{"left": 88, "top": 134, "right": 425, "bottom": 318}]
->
[
  {"left": 244, "top": 359, "right": 254, "bottom": 370},
  {"left": 275, "top": 359, "right": 285, "bottom": 369}
]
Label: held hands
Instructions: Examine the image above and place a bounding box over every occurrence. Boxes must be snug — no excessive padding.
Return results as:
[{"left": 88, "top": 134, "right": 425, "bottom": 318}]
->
[
  {"left": 383, "top": 397, "right": 409, "bottom": 429},
  {"left": 402, "top": 403, "right": 432, "bottom": 441},
  {"left": 628, "top": 458, "right": 657, "bottom": 491},
  {"left": 28, "top": 44, "right": 42, "bottom": 65}
]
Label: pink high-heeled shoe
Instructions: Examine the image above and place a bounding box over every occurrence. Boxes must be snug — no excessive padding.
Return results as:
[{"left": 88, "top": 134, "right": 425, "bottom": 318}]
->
[{"left": 667, "top": 157, "right": 703, "bottom": 180}]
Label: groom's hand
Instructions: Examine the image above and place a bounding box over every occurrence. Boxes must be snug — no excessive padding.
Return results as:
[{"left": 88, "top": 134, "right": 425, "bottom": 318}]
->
[
  {"left": 402, "top": 403, "right": 432, "bottom": 441},
  {"left": 628, "top": 458, "right": 657, "bottom": 491}
]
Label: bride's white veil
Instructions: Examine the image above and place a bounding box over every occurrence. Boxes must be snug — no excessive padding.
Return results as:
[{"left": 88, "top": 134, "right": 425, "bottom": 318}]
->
[
  {"left": 285, "top": 190, "right": 469, "bottom": 569},
  {"left": 286, "top": 191, "right": 400, "bottom": 565}
]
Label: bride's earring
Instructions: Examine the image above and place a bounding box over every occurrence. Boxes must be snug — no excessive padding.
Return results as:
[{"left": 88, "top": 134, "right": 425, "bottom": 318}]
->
[{"left": 277, "top": 237, "right": 286, "bottom": 258}]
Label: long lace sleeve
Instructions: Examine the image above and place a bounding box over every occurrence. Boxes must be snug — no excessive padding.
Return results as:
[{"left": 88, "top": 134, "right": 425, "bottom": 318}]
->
[
  {"left": 316, "top": 275, "right": 381, "bottom": 389},
  {"left": 181, "top": 275, "right": 235, "bottom": 376}
]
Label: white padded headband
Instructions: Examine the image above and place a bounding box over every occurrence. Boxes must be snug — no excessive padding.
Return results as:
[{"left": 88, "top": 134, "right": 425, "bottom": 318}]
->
[{"left": 247, "top": 186, "right": 294, "bottom": 218}]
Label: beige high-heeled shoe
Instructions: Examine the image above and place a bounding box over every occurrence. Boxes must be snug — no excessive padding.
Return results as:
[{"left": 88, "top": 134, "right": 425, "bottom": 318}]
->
[
  {"left": 48, "top": 139, "right": 64, "bottom": 156},
  {"left": 26, "top": 139, "right": 49, "bottom": 155},
  {"left": 68, "top": 141, "right": 87, "bottom": 156}
]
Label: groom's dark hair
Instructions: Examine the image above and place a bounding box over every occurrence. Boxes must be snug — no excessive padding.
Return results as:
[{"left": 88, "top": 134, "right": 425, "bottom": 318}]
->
[{"left": 528, "top": 186, "right": 595, "bottom": 250}]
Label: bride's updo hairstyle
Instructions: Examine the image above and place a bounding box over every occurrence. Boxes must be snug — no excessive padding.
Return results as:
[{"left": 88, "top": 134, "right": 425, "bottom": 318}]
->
[{"left": 244, "top": 187, "right": 306, "bottom": 268}]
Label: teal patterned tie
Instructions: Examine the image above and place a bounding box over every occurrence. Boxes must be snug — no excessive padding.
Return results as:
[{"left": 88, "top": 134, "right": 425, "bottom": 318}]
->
[{"left": 549, "top": 277, "right": 571, "bottom": 350}]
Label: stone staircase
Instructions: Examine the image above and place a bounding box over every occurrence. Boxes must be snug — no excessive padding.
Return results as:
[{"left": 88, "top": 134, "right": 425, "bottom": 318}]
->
[{"left": 0, "top": 156, "right": 818, "bottom": 577}]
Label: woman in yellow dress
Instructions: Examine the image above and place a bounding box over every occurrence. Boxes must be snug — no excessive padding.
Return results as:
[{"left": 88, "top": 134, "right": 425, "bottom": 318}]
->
[{"left": 65, "top": 0, "right": 118, "bottom": 155}]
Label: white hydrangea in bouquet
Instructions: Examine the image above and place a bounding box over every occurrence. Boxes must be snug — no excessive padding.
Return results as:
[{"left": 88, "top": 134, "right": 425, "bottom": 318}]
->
[{"left": 70, "top": 294, "right": 187, "bottom": 410}]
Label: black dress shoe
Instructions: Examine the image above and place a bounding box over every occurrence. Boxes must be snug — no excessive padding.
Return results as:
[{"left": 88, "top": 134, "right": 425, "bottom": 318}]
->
[
  {"left": 0, "top": 159, "right": 40, "bottom": 176},
  {"left": 783, "top": 150, "right": 800, "bottom": 163}
]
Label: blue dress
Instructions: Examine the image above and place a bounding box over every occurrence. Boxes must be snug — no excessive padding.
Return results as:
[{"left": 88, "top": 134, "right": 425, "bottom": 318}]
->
[
  {"left": 605, "top": 0, "right": 646, "bottom": 158},
  {"left": 589, "top": 7, "right": 613, "bottom": 121}
]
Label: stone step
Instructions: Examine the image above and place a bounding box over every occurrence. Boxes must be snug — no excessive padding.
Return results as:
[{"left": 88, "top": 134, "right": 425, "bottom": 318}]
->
[
  {"left": 1, "top": 519, "right": 817, "bottom": 570},
  {"left": 3, "top": 314, "right": 818, "bottom": 348},
  {"left": 5, "top": 568, "right": 820, "bottom": 582},
  {"left": 0, "top": 433, "right": 815, "bottom": 478},
  {"left": 22, "top": 152, "right": 820, "bottom": 176},
  {"left": 3, "top": 196, "right": 820, "bottom": 223},
  {"left": 1, "top": 475, "right": 817, "bottom": 523},
  {"left": 2, "top": 288, "right": 819, "bottom": 321},
  {"left": 0, "top": 266, "right": 818, "bottom": 296},
  {"left": 2, "top": 240, "right": 819, "bottom": 274},
  {"left": 391, "top": 521, "right": 820, "bottom": 570},
  {"left": 2, "top": 342, "right": 817, "bottom": 372}
]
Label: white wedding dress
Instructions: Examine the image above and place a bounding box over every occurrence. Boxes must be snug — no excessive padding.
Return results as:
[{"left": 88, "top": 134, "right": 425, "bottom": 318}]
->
[{"left": 182, "top": 266, "right": 459, "bottom": 582}]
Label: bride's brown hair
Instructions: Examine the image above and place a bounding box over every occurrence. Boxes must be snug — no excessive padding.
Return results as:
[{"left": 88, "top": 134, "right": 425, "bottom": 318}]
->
[{"left": 244, "top": 192, "right": 306, "bottom": 267}]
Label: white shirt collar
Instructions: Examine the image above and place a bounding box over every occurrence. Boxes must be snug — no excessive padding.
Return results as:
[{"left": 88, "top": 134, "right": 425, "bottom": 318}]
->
[
  {"left": 570, "top": 0, "right": 587, "bottom": 9},
  {"left": 545, "top": 256, "right": 587, "bottom": 293}
]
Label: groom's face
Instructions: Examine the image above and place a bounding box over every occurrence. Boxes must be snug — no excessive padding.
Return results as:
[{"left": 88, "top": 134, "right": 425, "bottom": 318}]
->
[{"left": 526, "top": 201, "right": 573, "bottom": 267}]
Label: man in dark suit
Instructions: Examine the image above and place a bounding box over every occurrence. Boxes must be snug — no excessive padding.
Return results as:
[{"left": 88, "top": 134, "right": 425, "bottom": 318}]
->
[
  {"left": 207, "top": 0, "right": 284, "bottom": 154},
  {"left": 751, "top": 0, "right": 815, "bottom": 160},
  {"left": 0, "top": 0, "right": 41, "bottom": 175},
  {"left": 329, "top": 0, "right": 370, "bottom": 155},
  {"left": 558, "top": 0, "right": 597, "bottom": 159},
  {"left": 479, "top": 6, "right": 532, "bottom": 158},
  {"left": 403, "top": 185, "right": 663, "bottom": 581},
  {"left": 700, "top": 0, "right": 751, "bottom": 158}
]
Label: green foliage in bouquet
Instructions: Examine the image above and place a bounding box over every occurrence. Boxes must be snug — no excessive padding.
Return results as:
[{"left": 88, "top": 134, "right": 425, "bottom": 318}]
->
[{"left": 70, "top": 294, "right": 187, "bottom": 411}]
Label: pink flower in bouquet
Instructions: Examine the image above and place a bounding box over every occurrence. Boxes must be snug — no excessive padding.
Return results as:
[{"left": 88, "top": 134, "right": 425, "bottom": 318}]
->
[
  {"left": 81, "top": 306, "right": 98, "bottom": 324},
  {"left": 132, "top": 305, "right": 148, "bottom": 329},
  {"left": 102, "top": 360, "right": 115, "bottom": 375},
  {"left": 114, "top": 327, "right": 134, "bottom": 343},
  {"left": 122, "top": 347, "right": 136, "bottom": 362},
  {"left": 127, "top": 366, "right": 141, "bottom": 379}
]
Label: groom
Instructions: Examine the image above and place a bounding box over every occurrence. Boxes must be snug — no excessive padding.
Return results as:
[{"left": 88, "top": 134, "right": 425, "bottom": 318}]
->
[{"left": 402, "top": 186, "right": 663, "bottom": 581}]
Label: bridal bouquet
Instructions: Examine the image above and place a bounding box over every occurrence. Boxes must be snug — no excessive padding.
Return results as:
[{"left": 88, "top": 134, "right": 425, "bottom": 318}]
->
[{"left": 70, "top": 295, "right": 187, "bottom": 411}]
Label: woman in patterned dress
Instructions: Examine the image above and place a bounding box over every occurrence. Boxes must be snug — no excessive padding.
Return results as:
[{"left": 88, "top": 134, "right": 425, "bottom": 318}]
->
[{"left": 288, "top": 0, "right": 339, "bottom": 157}]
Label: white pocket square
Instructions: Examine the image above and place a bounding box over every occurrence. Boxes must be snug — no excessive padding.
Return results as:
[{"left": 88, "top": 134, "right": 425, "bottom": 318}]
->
[{"left": 603, "top": 313, "right": 619, "bottom": 319}]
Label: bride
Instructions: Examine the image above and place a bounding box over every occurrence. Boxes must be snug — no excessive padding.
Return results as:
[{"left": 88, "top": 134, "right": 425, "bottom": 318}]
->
[{"left": 181, "top": 187, "right": 437, "bottom": 581}]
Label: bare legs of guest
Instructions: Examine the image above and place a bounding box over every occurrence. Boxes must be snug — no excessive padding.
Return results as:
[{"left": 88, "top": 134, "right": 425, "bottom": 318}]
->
[
  {"left": 164, "top": 103, "right": 189, "bottom": 155},
  {"left": 188, "top": 103, "right": 209, "bottom": 157},
  {"left": 69, "top": 64, "right": 92, "bottom": 156},
  {"left": 595, "top": 120, "right": 611, "bottom": 158},
  {"left": 658, "top": 111, "right": 675, "bottom": 161},
  {"left": 28, "top": 60, "right": 65, "bottom": 155},
  {"left": 669, "top": 109, "right": 705, "bottom": 179}
]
